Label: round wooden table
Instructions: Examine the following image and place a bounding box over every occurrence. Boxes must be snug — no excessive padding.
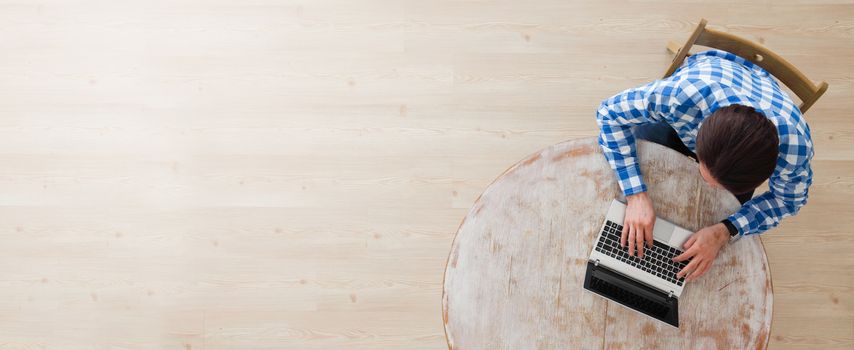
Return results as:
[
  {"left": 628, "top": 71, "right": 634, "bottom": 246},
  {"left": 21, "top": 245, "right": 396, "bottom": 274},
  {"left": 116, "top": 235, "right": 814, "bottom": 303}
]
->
[{"left": 442, "top": 138, "right": 772, "bottom": 350}]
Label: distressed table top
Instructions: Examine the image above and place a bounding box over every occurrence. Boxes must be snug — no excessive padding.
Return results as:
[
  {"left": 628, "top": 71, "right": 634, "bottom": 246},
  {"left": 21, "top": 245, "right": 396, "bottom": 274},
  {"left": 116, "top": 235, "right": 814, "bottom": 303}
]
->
[{"left": 442, "top": 137, "right": 772, "bottom": 350}]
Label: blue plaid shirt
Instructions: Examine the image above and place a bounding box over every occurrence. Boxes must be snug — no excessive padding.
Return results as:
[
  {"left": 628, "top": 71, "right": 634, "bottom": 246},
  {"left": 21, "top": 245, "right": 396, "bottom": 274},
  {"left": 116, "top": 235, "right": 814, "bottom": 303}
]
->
[{"left": 596, "top": 49, "right": 814, "bottom": 236}]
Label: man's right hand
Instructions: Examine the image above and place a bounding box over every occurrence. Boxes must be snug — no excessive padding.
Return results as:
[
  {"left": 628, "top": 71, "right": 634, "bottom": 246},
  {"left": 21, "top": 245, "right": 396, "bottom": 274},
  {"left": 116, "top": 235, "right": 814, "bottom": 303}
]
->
[{"left": 622, "top": 192, "right": 656, "bottom": 258}]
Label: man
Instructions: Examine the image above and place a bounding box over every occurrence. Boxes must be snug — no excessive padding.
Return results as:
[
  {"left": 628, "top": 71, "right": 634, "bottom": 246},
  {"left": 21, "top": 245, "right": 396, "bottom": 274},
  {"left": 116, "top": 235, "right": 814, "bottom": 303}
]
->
[{"left": 596, "top": 49, "right": 814, "bottom": 282}]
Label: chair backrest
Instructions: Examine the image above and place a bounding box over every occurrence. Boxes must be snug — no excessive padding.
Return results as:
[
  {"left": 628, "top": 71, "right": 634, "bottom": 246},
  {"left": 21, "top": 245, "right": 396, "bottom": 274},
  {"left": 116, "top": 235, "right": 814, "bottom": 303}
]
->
[{"left": 664, "top": 19, "right": 828, "bottom": 114}]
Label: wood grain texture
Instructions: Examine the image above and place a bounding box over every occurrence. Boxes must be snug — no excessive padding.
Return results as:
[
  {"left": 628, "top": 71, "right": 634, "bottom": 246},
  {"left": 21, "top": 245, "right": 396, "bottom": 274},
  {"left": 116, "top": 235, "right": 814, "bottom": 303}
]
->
[
  {"left": 443, "top": 139, "right": 771, "bottom": 350},
  {"left": 0, "top": 0, "right": 850, "bottom": 349}
]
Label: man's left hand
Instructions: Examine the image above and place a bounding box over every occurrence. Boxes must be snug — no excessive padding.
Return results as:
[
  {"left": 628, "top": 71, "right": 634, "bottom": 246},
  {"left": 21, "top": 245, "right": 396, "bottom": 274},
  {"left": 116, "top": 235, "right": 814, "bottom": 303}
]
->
[{"left": 672, "top": 223, "right": 730, "bottom": 282}]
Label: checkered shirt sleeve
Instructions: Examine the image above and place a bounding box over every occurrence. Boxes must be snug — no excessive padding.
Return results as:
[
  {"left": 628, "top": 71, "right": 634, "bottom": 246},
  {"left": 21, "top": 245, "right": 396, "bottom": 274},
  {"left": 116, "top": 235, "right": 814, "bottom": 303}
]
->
[
  {"left": 726, "top": 128, "right": 814, "bottom": 235},
  {"left": 595, "top": 77, "right": 692, "bottom": 196}
]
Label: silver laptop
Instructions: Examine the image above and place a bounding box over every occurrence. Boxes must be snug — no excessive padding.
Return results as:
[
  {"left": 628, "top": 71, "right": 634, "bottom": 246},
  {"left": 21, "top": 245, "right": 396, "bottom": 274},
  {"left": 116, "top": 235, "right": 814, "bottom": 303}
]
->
[{"left": 582, "top": 199, "right": 693, "bottom": 327}]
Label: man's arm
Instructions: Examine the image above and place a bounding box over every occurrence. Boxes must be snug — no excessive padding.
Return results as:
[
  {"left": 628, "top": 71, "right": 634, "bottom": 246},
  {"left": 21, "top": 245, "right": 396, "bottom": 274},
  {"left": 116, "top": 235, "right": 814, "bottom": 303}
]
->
[
  {"left": 596, "top": 78, "right": 688, "bottom": 257},
  {"left": 726, "top": 134, "right": 814, "bottom": 235},
  {"left": 596, "top": 79, "right": 680, "bottom": 196},
  {"left": 674, "top": 127, "right": 813, "bottom": 281}
]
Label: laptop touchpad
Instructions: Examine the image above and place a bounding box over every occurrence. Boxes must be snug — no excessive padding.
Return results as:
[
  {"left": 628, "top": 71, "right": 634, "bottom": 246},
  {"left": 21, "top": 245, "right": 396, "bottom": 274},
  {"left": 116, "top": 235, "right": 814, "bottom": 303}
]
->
[{"left": 652, "top": 220, "right": 675, "bottom": 242}]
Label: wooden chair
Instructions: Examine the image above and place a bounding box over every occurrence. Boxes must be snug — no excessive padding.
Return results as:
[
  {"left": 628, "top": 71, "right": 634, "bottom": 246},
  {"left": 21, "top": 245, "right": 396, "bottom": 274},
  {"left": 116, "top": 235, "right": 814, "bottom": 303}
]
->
[{"left": 664, "top": 18, "right": 828, "bottom": 114}]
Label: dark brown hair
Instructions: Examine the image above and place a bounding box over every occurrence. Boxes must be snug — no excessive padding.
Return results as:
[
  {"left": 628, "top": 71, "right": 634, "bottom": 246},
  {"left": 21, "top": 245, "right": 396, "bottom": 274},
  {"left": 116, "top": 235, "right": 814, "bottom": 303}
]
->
[{"left": 696, "top": 104, "right": 779, "bottom": 195}]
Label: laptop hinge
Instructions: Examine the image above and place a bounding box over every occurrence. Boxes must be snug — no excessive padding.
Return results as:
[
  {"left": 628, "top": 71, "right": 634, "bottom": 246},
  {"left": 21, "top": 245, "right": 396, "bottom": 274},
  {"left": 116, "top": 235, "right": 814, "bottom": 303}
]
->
[{"left": 589, "top": 256, "right": 676, "bottom": 296}]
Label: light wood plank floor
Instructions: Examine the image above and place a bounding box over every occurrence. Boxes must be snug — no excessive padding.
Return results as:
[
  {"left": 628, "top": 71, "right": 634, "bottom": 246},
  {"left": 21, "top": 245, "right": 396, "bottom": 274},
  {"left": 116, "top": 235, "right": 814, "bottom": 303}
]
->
[{"left": 0, "top": 1, "right": 850, "bottom": 349}]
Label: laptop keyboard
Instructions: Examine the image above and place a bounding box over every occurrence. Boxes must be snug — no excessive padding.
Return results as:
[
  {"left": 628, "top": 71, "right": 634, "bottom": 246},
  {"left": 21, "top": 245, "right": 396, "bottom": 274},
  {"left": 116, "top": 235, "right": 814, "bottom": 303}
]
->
[{"left": 595, "top": 220, "right": 687, "bottom": 286}]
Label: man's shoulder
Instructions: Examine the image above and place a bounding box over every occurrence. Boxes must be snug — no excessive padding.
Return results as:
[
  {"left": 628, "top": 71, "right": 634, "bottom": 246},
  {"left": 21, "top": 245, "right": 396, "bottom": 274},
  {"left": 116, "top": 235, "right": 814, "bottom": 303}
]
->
[{"left": 767, "top": 108, "right": 814, "bottom": 172}]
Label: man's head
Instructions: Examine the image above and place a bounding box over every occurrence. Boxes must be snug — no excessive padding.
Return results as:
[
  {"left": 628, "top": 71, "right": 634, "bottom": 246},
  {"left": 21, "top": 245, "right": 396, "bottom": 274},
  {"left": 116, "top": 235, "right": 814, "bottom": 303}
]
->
[{"left": 696, "top": 104, "right": 779, "bottom": 195}]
